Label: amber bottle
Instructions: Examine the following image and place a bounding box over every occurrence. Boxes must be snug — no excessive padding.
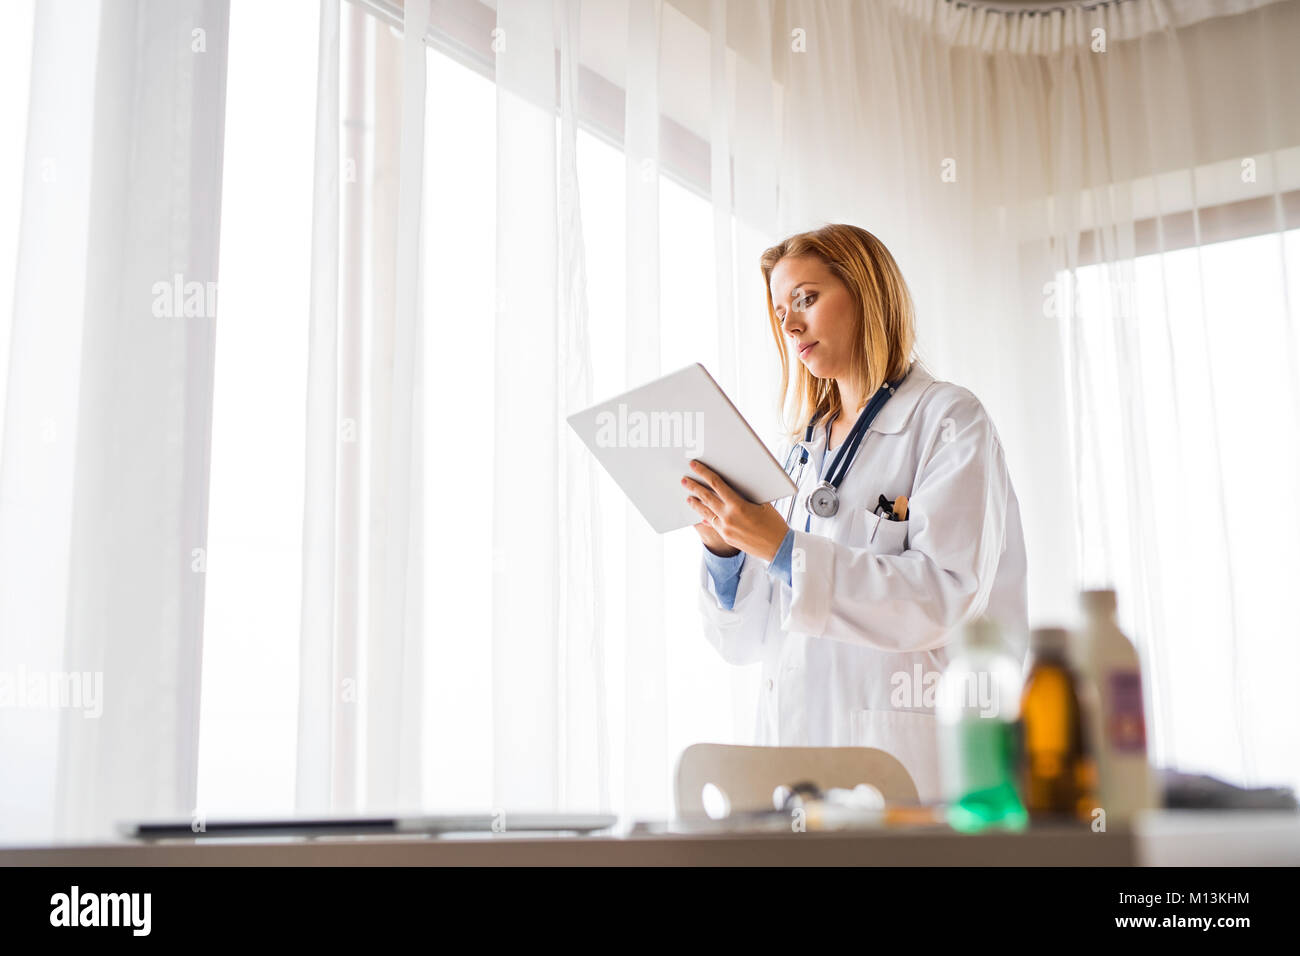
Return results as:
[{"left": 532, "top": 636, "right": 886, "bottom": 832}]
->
[{"left": 1020, "top": 627, "right": 1095, "bottom": 822}]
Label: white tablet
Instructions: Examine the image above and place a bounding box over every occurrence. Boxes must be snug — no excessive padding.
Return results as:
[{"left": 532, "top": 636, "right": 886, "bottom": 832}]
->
[{"left": 567, "top": 363, "right": 796, "bottom": 533}]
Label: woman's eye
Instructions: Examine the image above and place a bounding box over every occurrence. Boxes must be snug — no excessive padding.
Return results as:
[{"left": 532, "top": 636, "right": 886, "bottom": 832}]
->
[{"left": 794, "top": 293, "right": 815, "bottom": 311}]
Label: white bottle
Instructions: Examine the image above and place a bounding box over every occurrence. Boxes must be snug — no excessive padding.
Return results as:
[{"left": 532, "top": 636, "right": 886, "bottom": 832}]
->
[{"left": 1078, "top": 590, "right": 1157, "bottom": 825}]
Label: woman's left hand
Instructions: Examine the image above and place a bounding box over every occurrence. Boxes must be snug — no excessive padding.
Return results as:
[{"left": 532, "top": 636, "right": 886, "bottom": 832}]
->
[{"left": 682, "top": 460, "right": 791, "bottom": 562}]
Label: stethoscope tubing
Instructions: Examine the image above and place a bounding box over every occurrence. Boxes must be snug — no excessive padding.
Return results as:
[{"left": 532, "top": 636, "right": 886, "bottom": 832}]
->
[{"left": 779, "top": 377, "right": 902, "bottom": 524}]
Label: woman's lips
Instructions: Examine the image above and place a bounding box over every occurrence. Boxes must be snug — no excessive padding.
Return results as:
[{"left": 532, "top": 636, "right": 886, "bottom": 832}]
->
[{"left": 798, "top": 342, "right": 818, "bottom": 359}]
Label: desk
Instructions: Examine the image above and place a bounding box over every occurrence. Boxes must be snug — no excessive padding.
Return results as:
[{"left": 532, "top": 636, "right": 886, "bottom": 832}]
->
[{"left": 0, "top": 812, "right": 1295, "bottom": 866}]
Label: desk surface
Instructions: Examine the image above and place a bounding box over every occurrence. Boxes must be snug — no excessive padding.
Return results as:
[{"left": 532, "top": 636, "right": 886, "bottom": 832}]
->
[{"left": 1, "top": 812, "right": 1296, "bottom": 866}]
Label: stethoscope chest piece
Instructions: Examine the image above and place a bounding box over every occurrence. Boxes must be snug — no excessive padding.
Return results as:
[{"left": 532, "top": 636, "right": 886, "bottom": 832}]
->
[
  {"left": 805, "top": 481, "right": 839, "bottom": 518},
  {"left": 783, "top": 374, "right": 907, "bottom": 525}
]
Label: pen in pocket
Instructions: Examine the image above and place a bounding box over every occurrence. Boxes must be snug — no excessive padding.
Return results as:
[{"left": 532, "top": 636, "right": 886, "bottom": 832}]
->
[{"left": 875, "top": 494, "right": 909, "bottom": 521}]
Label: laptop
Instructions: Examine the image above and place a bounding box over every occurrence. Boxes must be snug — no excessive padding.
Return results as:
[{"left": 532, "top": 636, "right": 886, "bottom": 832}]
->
[{"left": 118, "top": 812, "right": 619, "bottom": 841}]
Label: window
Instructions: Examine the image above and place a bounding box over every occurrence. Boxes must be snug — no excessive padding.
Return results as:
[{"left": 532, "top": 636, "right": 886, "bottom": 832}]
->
[
  {"left": 1063, "top": 227, "right": 1300, "bottom": 792},
  {"left": 201, "top": 1, "right": 752, "bottom": 816},
  {"left": 418, "top": 42, "right": 742, "bottom": 811},
  {"left": 419, "top": 44, "right": 498, "bottom": 807}
]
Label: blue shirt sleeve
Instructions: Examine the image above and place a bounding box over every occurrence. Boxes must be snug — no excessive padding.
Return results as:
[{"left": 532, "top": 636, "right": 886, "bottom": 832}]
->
[
  {"left": 765, "top": 529, "right": 795, "bottom": 587},
  {"left": 703, "top": 547, "right": 745, "bottom": 611}
]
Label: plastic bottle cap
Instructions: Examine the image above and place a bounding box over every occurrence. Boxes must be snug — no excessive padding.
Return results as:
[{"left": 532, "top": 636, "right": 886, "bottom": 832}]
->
[
  {"left": 1080, "top": 589, "right": 1117, "bottom": 616},
  {"left": 1030, "top": 626, "right": 1069, "bottom": 654}
]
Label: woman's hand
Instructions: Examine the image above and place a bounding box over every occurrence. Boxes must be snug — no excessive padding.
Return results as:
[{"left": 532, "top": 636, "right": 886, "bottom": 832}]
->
[
  {"left": 691, "top": 510, "right": 738, "bottom": 557},
  {"left": 683, "top": 460, "right": 790, "bottom": 562}
]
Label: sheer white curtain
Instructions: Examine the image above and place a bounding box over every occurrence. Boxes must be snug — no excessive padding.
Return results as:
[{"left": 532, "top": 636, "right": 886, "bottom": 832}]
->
[
  {"left": 295, "top": 0, "right": 428, "bottom": 814},
  {"left": 463, "top": 0, "right": 784, "bottom": 818},
  {"left": 293, "top": 0, "right": 780, "bottom": 819},
  {"left": 1015, "top": 0, "right": 1300, "bottom": 790},
  {"left": 491, "top": 0, "right": 613, "bottom": 811},
  {"left": 0, "top": 0, "right": 230, "bottom": 842}
]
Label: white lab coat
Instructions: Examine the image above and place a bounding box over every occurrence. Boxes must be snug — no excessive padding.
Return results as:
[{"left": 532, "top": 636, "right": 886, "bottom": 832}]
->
[{"left": 698, "top": 360, "right": 1028, "bottom": 803}]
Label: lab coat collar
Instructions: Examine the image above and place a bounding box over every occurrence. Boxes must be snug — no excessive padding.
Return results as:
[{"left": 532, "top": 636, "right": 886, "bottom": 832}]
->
[
  {"left": 868, "top": 360, "right": 933, "bottom": 435},
  {"left": 801, "top": 360, "right": 932, "bottom": 450}
]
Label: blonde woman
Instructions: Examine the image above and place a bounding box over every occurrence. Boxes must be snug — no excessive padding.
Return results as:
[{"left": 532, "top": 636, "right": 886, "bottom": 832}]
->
[{"left": 682, "top": 224, "right": 1028, "bottom": 803}]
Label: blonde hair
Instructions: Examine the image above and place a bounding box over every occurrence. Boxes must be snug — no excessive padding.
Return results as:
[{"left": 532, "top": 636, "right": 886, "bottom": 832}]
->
[{"left": 760, "top": 224, "right": 916, "bottom": 436}]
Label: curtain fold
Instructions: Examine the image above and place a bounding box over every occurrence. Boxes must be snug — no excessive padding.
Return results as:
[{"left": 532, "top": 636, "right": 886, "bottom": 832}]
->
[
  {"left": 889, "top": 0, "right": 1289, "bottom": 53},
  {"left": 490, "top": 0, "right": 562, "bottom": 810},
  {"left": 376, "top": 0, "right": 428, "bottom": 812},
  {"left": 557, "top": 0, "right": 612, "bottom": 811},
  {"left": 0, "top": 0, "right": 100, "bottom": 843},
  {"left": 295, "top": 0, "right": 428, "bottom": 815},
  {"left": 296, "top": 0, "right": 341, "bottom": 815},
  {"left": 0, "top": 0, "right": 231, "bottom": 842},
  {"left": 622, "top": 0, "right": 670, "bottom": 820}
]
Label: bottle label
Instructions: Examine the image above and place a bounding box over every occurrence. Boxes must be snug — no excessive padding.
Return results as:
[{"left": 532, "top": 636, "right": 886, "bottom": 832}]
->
[{"left": 1108, "top": 671, "right": 1147, "bottom": 753}]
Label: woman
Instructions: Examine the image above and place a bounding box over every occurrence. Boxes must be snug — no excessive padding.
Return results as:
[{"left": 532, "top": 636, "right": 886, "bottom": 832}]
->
[{"left": 681, "top": 223, "right": 1028, "bottom": 803}]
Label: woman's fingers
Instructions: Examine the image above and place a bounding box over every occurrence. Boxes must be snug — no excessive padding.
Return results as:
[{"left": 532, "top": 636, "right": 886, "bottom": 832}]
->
[
  {"left": 685, "top": 495, "right": 717, "bottom": 524},
  {"left": 681, "top": 476, "right": 723, "bottom": 513},
  {"left": 687, "top": 495, "right": 735, "bottom": 545},
  {"left": 688, "top": 460, "right": 740, "bottom": 505}
]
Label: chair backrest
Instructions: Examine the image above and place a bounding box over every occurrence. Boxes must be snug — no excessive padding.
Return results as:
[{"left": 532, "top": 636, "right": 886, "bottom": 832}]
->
[{"left": 674, "top": 743, "right": 919, "bottom": 819}]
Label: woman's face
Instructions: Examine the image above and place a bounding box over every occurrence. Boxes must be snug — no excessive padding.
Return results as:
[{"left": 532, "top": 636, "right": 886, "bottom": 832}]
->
[{"left": 769, "top": 254, "right": 857, "bottom": 382}]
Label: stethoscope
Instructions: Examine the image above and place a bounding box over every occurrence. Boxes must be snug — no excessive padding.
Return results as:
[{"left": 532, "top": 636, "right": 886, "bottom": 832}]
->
[{"left": 780, "top": 376, "right": 904, "bottom": 524}]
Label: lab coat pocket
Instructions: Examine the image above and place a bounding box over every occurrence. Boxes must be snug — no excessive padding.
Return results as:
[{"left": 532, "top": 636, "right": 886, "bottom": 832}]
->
[
  {"left": 857, "top": 510, "right": 910, "bottom": 555},
  {"left": 849, "top": 708, "right": 941, "bottom": 804}
]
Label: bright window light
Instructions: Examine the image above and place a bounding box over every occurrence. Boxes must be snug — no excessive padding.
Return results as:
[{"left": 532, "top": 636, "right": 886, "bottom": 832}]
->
[
  {"left": 420, "top": 46, "right": 498, "bottom": 808},
  {"left": 197, "top": 0, "right": 319, "bottom": 816},
  {"left": 419, "top": 47, "right": 742, "bottom": 815}
]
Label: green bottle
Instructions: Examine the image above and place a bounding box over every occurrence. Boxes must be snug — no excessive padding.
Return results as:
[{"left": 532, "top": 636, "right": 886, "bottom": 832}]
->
[{"left": 937, "top": 617, "right": 1029, "bottom": 833}]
